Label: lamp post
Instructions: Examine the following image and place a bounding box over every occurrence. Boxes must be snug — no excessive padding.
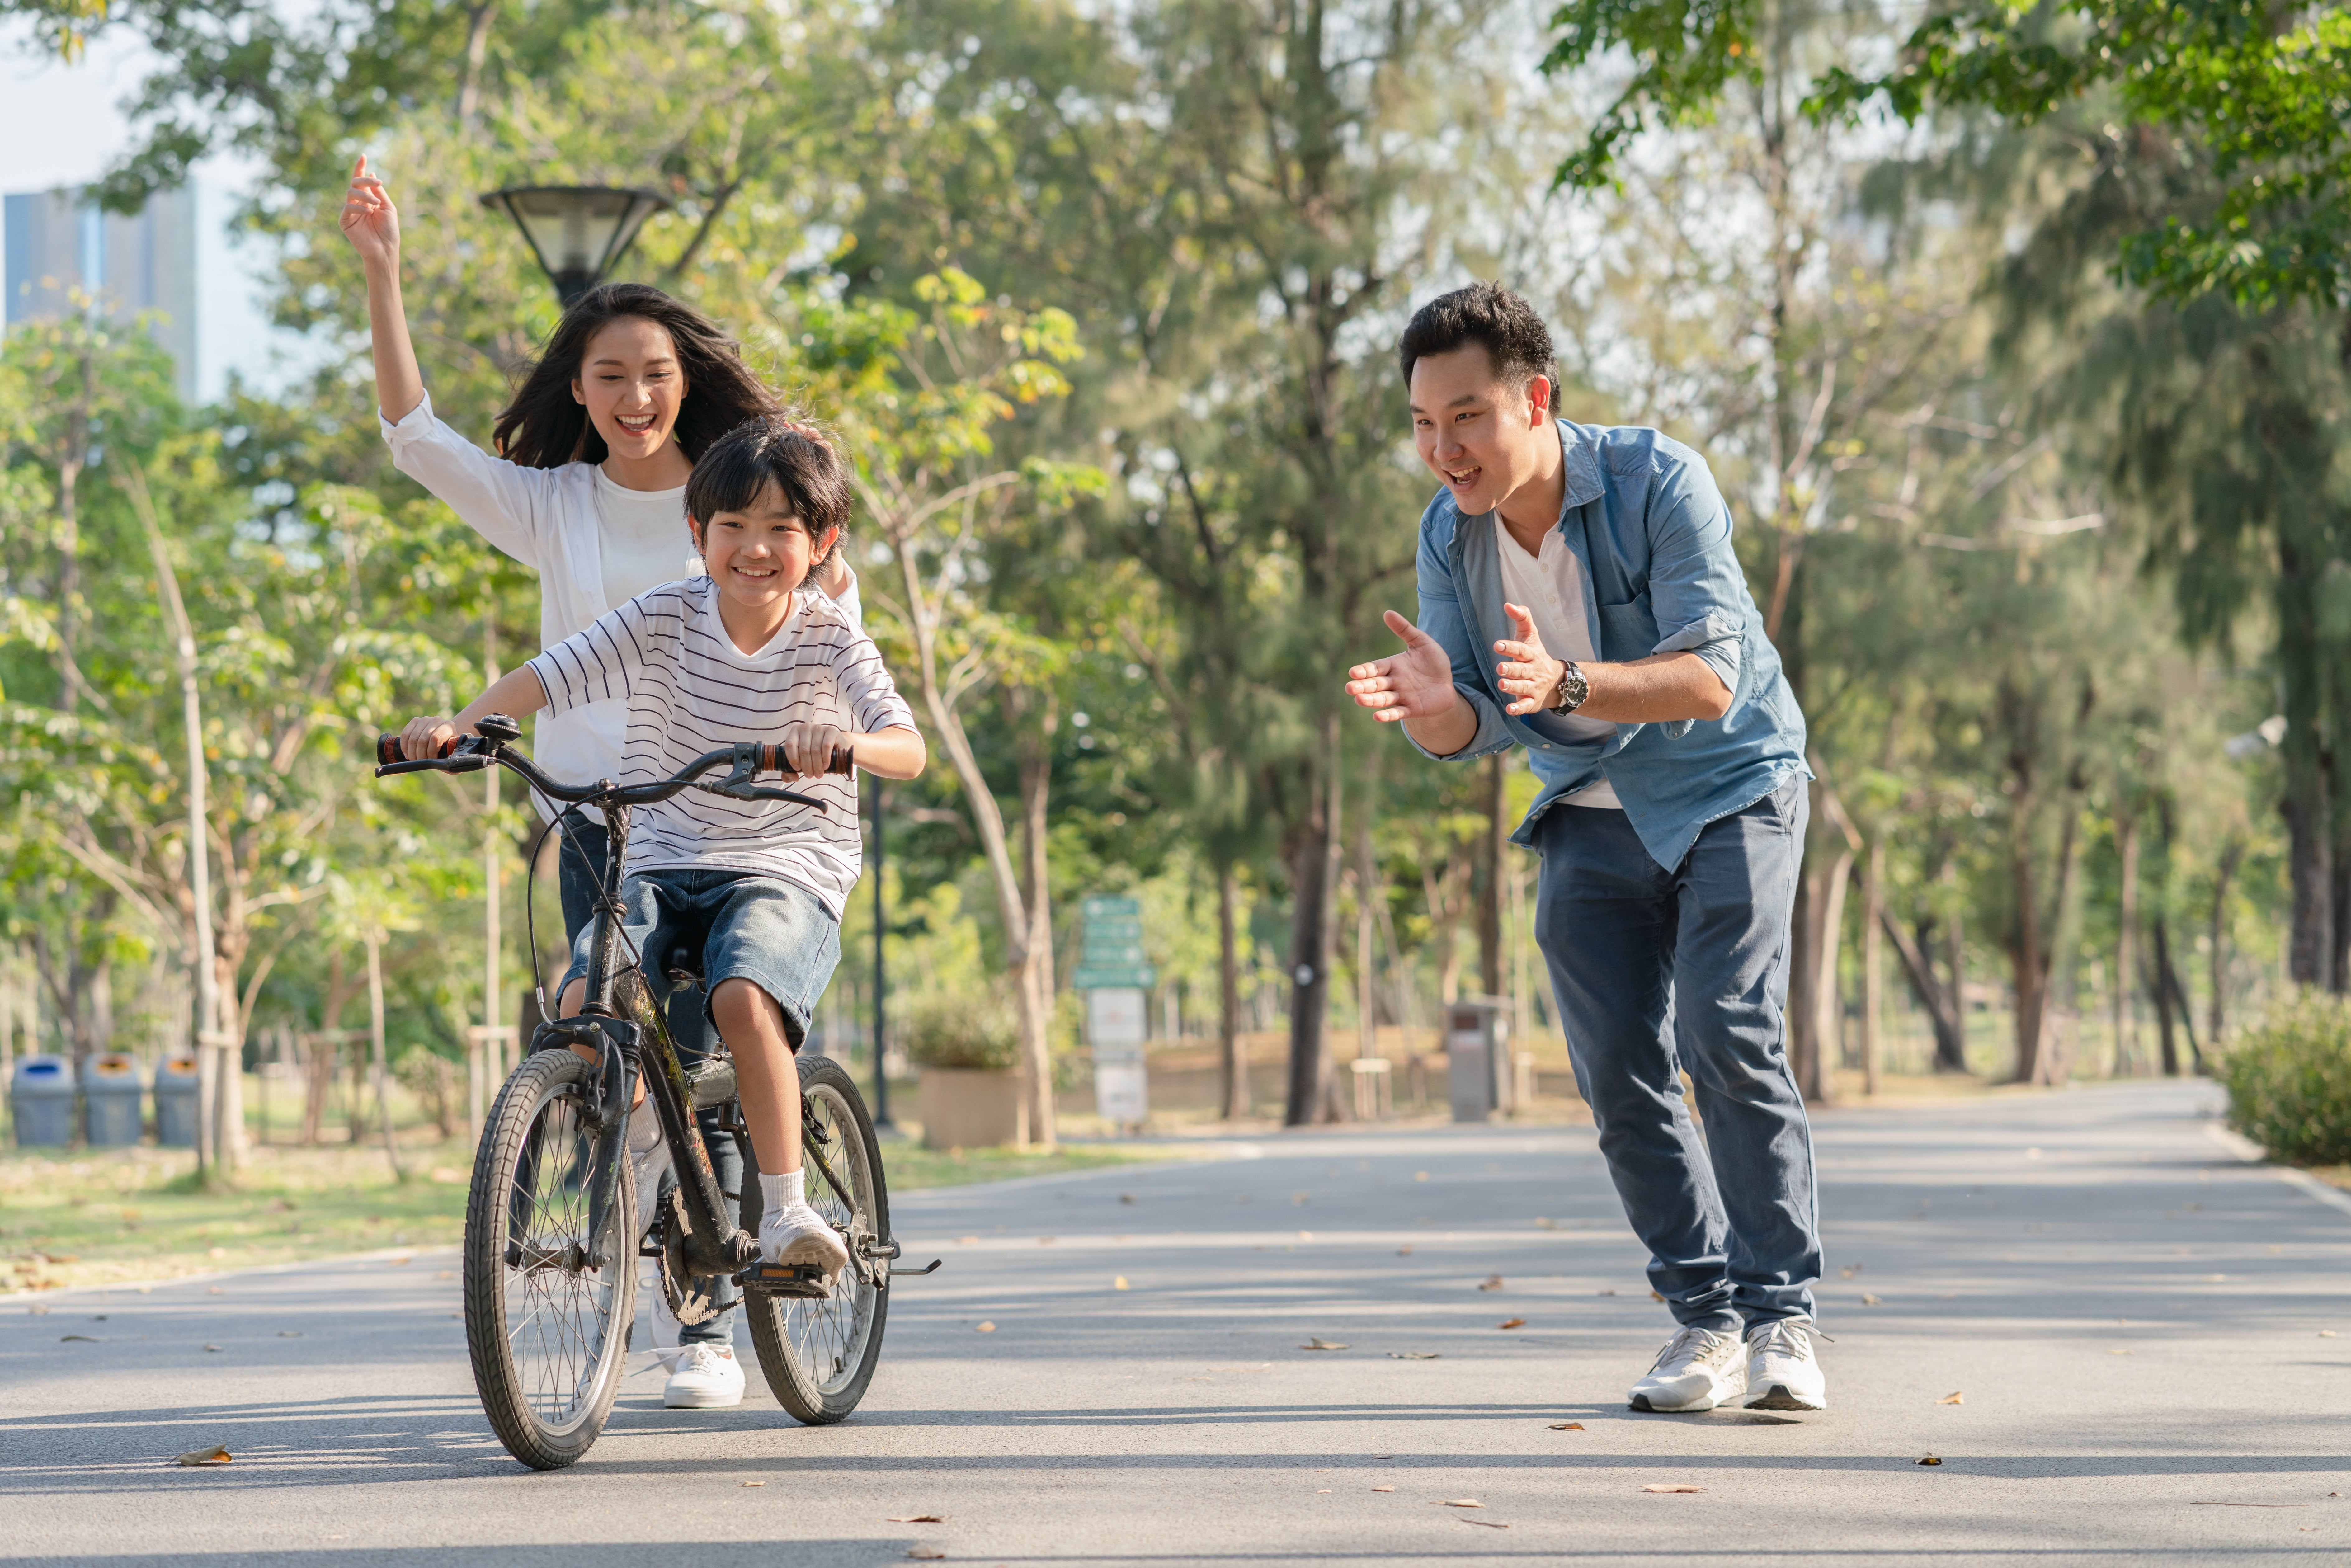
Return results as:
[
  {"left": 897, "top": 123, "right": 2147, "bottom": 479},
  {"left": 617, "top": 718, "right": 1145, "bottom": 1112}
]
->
[{"left": 478, "top": 186, "right": 673, "bottom": 305}]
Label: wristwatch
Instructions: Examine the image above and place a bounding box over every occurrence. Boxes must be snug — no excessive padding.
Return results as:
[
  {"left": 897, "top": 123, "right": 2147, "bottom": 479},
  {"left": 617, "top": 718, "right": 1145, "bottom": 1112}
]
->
[{"left": 1549, "top": 660, "right": 1590, "bottom": 715}]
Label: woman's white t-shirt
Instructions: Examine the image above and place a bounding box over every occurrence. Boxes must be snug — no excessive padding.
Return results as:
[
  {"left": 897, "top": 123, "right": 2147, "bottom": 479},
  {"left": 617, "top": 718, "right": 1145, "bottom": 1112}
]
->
[{"left": 380, "top": 392, "right": 860, "bottom": 817}]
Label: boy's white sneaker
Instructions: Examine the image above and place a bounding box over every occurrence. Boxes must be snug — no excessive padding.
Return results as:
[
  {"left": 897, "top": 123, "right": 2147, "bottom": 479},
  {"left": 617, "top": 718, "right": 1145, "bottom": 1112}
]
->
[
  {"left": 1628, "top": 1326, "right": 1747, "bottom": 1412},
  {"left": 662, "top": 1343, "right": 746, "bottom": 1409},
  {"left": 626, "top": 1099, "right": 671, "bottom": 1241},
  {"left": 758, "top": 1201, "right": 850, "bottom": 1285},
  {"left": 1744, "top": 1316, "right": 1827, "bottom": 1410}
]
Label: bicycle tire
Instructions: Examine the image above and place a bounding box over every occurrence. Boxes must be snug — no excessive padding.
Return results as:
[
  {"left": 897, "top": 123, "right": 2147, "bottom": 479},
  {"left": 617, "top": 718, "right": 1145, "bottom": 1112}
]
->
[
  {"left": 741, "top": 1053, "right": 890, "bottom": 1424},
  {"left": 463, "top": 1048, "right": 637, "bottom": 1470}
]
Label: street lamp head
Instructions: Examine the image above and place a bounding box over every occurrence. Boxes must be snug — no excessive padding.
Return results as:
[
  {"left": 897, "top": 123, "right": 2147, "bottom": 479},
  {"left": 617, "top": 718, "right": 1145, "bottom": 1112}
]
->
[{"left": 478, "top": 186, "right": 674, "bottom": 306}]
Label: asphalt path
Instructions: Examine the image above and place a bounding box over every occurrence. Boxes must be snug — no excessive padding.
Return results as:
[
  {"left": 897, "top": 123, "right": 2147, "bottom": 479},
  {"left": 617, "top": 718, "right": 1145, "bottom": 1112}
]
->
[{"left": 5, "top": 1079, "right": 2349, "bottom": 1566}]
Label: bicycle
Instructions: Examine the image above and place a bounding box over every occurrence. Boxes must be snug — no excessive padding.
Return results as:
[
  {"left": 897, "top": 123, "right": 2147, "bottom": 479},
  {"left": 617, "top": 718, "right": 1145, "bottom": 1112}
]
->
[{"left": 375, "top": 713, "right": 937, "bottom": 1469}]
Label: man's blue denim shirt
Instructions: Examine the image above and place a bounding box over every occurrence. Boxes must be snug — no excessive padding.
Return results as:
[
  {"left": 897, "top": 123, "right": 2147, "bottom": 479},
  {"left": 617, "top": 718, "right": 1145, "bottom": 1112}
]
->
[{"left": 1408, "top": 418, "right": 1809, "bottom": 870}]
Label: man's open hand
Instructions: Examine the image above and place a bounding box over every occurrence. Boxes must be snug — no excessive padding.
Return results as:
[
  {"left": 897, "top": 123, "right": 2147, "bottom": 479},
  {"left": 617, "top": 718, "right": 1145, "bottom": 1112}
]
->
[
  {"left": 1494, "top": 603, "right": 1568, "bottom": 716},
  {"left": 1345, "top": 611, "right": 1459, "bottom": 724}
]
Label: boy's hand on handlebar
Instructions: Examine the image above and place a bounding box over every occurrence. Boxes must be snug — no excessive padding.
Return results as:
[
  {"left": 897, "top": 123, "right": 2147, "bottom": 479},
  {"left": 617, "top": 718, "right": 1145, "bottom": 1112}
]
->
[
  {"left": 777, "top": 722, "right": 847, "bottom": 779},
  {"left": 340, "top": 154, "right": 400, "bottom": 268},
  {"left": 396, "top": 714, "right": 464, "bottom": 761}
]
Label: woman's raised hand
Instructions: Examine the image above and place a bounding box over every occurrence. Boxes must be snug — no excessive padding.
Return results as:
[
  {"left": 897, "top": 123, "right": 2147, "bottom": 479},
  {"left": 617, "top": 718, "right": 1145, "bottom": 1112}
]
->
[{"left": 340, "top": 155, "right": 400, "bottom": 269}]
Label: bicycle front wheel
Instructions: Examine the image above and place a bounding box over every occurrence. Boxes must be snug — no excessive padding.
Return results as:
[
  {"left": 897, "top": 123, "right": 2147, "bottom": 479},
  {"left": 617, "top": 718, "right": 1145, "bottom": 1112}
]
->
[
  {"left": 741, "top": 1053, "right": 890, "bottom": 1424},
  {"left": 463, "top": 1048, "right": 636, "bottom": 1470}
]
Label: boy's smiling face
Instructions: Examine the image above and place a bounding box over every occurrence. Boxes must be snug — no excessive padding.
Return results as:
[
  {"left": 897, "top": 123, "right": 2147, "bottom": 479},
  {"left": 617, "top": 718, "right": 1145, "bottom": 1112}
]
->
[{"left": 691, "top": 481, "right": 842, "bottom": 616}]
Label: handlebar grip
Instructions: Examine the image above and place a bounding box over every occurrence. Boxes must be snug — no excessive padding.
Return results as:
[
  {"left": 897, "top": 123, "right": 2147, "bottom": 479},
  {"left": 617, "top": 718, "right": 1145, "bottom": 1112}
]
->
[
  {"left": 755, "top": 743, "right": 858, "bottom": 776},
  {"left": 376, "top": 732, "right": 459, "bottom": 765}
]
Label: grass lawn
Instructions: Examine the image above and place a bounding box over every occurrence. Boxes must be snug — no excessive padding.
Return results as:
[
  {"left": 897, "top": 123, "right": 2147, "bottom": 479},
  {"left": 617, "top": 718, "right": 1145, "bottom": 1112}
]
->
[{"left": 1, "top": 1135, "right": 1183, "bottom": 1297}]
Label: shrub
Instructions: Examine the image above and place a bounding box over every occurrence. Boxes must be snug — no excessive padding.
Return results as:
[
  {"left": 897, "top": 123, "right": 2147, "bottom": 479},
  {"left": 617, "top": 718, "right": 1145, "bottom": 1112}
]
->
[
  {"left": 2221, "top": 992, "right": 2351, "bottom": 1166},
  {"left": 902, "top": 989, "right": 1021, "bottom": 1072}
]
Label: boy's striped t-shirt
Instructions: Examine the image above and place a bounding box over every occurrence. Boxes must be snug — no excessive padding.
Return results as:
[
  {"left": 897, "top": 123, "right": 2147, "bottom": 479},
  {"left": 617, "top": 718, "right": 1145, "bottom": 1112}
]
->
[{"left": 526, "top": 577, "right": 914, "bottom": 916}]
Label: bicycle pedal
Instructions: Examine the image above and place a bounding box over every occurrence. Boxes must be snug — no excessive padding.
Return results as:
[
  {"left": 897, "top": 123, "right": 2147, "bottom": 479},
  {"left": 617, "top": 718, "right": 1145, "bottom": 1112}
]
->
[{"left": 734, "top": 1262, "right": 832, "bottom": 1298}]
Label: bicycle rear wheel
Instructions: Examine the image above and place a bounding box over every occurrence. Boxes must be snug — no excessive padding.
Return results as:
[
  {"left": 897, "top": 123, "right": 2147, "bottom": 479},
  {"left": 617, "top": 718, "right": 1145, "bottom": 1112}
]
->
[
  {"left": 741, "top": 1053, "right": 890, "bottom": 1424},
  {"left": 463, "top": 1048, "right": 636, "bottom": 1470}
]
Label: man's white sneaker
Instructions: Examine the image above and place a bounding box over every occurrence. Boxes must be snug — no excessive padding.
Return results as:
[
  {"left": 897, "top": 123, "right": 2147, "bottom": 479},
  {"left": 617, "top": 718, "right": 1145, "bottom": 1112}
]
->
[
  {"left": 1628, "top": 1326, "right": 1747, "bottom": 1412},
  {"left": 1744, "top": 1316, "right": 1827, "bottom": 1410},
  {"left": 662, "top": 1342, "right": 746, "bottom": 1409},
  {"left": 757, "top": 1201, "right": 850, "bottom": 1285}
]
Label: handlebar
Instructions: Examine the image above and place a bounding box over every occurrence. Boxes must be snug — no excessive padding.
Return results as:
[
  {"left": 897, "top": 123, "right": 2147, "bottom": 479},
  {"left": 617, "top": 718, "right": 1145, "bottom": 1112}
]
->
[{"left": 372, "top": 718, "right": 854, "bottom": 812}]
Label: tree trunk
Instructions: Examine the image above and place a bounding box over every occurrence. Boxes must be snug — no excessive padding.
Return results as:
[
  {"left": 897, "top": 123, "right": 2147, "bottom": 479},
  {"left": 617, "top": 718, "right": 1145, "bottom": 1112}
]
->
[
  {"left": 1284, "top": 710, "right": 1343, "bottom": 1126},
  {"left": 1218, "top": 863, "right": 1247, "bottom": 1119},
  {"left": 2151, "top": 916, "right": 2181, "bottom": 1076},
  {"left": 2114, "top": 807, "right": 2140, "bottom": 1076},
  {"left": 1941, "top": 862, "right": 1969, "bottom": 1072},
  {"left": 2284, "top": 774, "right": 2335, "bottom": 989},
  {"left": 364, "top": 930, "right": 406, "bottom": 1177},
  {"left": 1860, "top": 838, "right": 1884, "bottom": 1095},
  {"left": 1886, "top": 912, "right": 1966, "bottom": 1071},
  {"left": 1013, "top": 686, "right": 1058, "bottom": 1143},
  {"left": 2209, "top": 841, "right": 2242, "bottom": 1048}
]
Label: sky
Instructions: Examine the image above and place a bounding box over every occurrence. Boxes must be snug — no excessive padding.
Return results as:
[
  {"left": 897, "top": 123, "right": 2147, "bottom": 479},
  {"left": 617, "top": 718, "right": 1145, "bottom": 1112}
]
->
[{"left": 3, "top": 22, "right": 312, "bottom": 403}]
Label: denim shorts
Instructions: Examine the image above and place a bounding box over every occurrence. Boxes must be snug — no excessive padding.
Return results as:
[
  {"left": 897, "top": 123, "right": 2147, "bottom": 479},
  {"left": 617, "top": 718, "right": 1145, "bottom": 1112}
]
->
[{"left": 563, "top": 868, "right": 841, "bottom": 1048}]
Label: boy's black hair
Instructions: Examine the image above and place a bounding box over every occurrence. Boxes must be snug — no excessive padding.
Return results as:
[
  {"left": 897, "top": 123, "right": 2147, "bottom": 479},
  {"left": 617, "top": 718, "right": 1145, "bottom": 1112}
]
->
[
  {"left": 685, "top": 415, "right": 853, "bottom": 540},
  {"left": 1397, "top": 283, "right": 1557, "bottom": 394}
]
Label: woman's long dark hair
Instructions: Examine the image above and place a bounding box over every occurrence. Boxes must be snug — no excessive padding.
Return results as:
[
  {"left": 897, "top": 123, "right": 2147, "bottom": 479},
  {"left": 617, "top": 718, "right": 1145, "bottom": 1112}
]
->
[{"left": 491, "top": 282, "right": 780, "bottom": 468}]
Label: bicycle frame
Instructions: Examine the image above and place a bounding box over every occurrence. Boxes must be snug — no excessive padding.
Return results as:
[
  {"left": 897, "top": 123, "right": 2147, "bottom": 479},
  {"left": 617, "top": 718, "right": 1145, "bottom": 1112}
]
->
[{"left": 375, "top": 721, "right": 869, "bottom": 1287}]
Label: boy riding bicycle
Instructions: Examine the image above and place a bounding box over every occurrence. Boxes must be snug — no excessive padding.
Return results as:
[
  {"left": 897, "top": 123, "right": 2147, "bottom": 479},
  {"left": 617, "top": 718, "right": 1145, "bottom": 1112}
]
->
[{"left": 397, "top": 416, "right": 925, "bottom": 1403}]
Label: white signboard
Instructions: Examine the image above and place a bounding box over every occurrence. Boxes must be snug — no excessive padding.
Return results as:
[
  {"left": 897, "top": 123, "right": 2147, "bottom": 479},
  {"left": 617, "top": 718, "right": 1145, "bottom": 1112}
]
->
[
  {"left": 1086, "top": 986, "right": 1147, "bottom": 1048},
  {"left": 1095, "top": 1062, "right": 1149, "bottom": 1125}
]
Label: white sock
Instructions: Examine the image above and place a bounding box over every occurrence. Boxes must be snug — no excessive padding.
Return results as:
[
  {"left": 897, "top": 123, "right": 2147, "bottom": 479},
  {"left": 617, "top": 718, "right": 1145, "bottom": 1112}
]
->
[{"left": 759, "top": 1170, "right": 805, "bottom": 1215}]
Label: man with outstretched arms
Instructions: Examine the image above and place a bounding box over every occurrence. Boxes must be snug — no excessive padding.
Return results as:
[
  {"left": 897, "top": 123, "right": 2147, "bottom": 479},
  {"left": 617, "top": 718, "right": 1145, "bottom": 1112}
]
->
[{"left": 1343, "top": 283, "right": 1824, "bottom": 1412}]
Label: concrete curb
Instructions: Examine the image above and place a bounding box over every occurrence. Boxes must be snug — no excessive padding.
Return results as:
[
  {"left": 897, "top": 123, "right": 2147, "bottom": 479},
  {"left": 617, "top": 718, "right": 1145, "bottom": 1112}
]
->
[{"left": 2202, "top": 1120, "right": 2351, "bottom": 1221}]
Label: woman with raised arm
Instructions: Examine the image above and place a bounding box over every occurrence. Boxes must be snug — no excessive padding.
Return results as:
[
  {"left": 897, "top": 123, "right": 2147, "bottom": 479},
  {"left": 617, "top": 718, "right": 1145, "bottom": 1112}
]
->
[{"left": 341, "top": 154, "right": 849, "bottom": 1414}]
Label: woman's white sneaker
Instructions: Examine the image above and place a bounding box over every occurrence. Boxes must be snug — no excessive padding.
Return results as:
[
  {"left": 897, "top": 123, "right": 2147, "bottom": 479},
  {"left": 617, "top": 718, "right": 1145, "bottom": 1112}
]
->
[
  {"left": 757, "top": 1201, "right": 850, "bottom": 1285},
  {"left": 1628, "top": 1326, "right": 1747, "bottom": 1412},
  {"left": 662, "top": 1343, "right": 745, "bottom": 1408},
  {"left": 1744, "top": 1316, "right": 1827, "bottom": 1410}
]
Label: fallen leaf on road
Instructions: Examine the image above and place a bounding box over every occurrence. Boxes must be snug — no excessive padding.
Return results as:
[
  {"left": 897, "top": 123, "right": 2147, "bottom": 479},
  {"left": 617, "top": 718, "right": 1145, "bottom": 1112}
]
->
[
  {"left": 1388, "top": 1351, "right": 1440, "bottom": 1360},
  {"left": 1649, "top": 1290, "right": 1664, "bottom": 1302},
  {"left": 206, "top": 1286, "right": 223, "bottom": 1294},
  {"left": 436, "top": 1271, "right": 455, "bottom": 1280},
  {"left": 1396, "top": 1246, "right": 1413, "bottom": 1256},
  {"left": 1478, "top": 1275, "right": 1505, "bottom": 1292},
  {"left": 1641, "top": 1485, "right": 1703, "bottom": 1493},
  {"left": 2202, "top": 1274, "right": 2227, "bottom": 1282},
  {"left": 1113, "top": 1277, "right": 1130, "bottom": 1290},
  {"left": 59, "top": 1334, "right": 97, "bottom": 1343},
  {"left": 1120, "top": 1193, "right": 1135, "bottom": 1204},
  {"left": 907, "top": 1550, "right": 947, "bottom": 1561},
  {"left": 1861, "top": 1293, "right": 1882, "bottom": 1306},
  {"left": 955, "top": 1237, "right": 976, "bottom": 1245},
  {"left": 1036, "top": 1237, "right": 1057, "bottom": 1245},
  {"left": 974, "top": 1322, "right": 996, "bottom": 1333},
  {"left": 1917, "top": 1455, "right": 1943, "bottom": 1466},
  {"left": 277, "top": 1330, "right": 302, "bottom": 1339},
  {"left": 1597, "top": 1289, "right": 1617, "bottom": 1297},
  {"left": 2190, "top": 1502, "right": 2306, "bottom": 1508},
  {"left": 1316, "top": 1488, "right": 1332, "bottom": 1494},
  {"left": 741, "top": 1481, "right": 764, "bottom": 1488},
  {"left": 888, "top": 1515, "right": 946, "bottom": 1523},
  {"left": 1458, "top": 1518, "right": 1510, "bottom": 1528},
  {"left": 1372, "top": 1486, "right": 1395, "bottom": 1492},
  {"left": 2320, "top": 1331, "right": 2336, "bottom": 1338},
  {"left": 1937, "top": 1391, "right": 1963, "bottom": 1405},
  {"left": 1302, "top": 1337, "right": 1349, "bottom": 1351},
  {"left": 203, "top": 1344, "right": 222, "bottom": 1353},
  {"left": 1548, "top": 1422, "right": 1586, "bottom": 1430},
  {"left": 176, "top": 1444, "right": 232, "bottom": 1466},
  {"left": 1497, "top": 1318, "right": 1526, "bottom": 1330},
  {"left": 389, "top": 1257, "right": 411, "bottom": 1266},
  {"left": 1298, "top": 1230, "right": 1314, "bottom": 1241},
  {"left": 1534, "top": 1216, "right": 1559, "bottom": 1229},
  {"left": 1840, "top": 1264, "right": 1861, "bottom": 1278},
  {"left": 1414, "top": 1171, "right": 1429, "bottom": 1181},
  {"left": 1433, "top": 1499, "right": 1483, "bottom": 1508}
]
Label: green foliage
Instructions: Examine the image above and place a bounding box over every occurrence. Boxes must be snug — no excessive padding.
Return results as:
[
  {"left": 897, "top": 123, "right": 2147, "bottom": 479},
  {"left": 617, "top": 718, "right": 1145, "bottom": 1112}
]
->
[
  {"left": 2222, "top": 992, "right": 2351, "bottom": 1165},
  {"left": 901, "top": 987, "right": 1022, "bottom": 1072}
]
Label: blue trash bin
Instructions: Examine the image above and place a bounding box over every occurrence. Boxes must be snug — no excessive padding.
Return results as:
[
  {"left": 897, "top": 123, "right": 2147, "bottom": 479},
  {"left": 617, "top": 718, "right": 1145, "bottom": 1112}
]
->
[
  {"left": 10, "top": 1055, "right": 76, "bottom": 1147},
  {"left": 155, "top": 1055, "right": 202, "bottom": 1149},
  {"left": 83, "top": 1052, "right": 146, "bottom": 1147}
]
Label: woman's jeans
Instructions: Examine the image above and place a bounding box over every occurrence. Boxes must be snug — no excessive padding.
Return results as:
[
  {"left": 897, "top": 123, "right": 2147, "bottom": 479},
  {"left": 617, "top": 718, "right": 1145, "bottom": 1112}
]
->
[
  {"left": 558, "top": 812, "right": 739, "bottom": 1348},
  {"left": 1533, "top": 775, "right": 1821, "bottom": 1335}
]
